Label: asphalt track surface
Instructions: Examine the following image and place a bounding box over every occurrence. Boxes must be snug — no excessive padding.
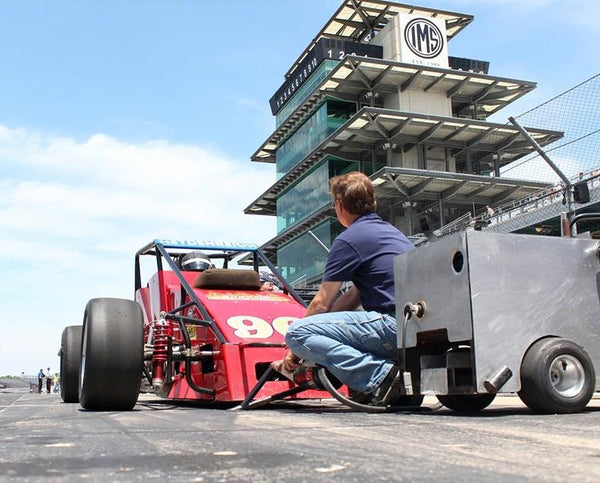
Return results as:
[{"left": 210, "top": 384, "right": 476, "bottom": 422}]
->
[{"left": 1, "top": 390, "right": 599, "bottom": 482}]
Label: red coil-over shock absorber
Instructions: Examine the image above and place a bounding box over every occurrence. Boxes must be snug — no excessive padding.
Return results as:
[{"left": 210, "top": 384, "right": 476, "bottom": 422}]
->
[{"left": 151, "top": 312, "right": 171, "bottom": 388}]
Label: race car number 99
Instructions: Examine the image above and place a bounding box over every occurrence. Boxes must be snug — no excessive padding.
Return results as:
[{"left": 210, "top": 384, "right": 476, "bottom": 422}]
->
[{"left": 226, "top": 316, "right": 298, "bottom": 339}]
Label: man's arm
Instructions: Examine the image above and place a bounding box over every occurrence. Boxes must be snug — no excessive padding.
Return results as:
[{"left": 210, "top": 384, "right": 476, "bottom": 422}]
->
[
  {"left": 274, "top": 280, "right": 344, "bottom": 374},
  {"left": 331, "top": 284, "right": 360, "bottom": 312},
  {"left": 304, "top": 280, "right": 343, "bottom": 317},
  {"left": 276, "top": 282, "right": 361, "bottom": 373}
]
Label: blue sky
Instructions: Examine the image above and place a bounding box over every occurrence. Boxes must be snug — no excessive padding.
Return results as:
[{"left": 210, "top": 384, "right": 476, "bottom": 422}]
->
[{"left": 1, "top": 0, "right": 599, "bottom": 377}]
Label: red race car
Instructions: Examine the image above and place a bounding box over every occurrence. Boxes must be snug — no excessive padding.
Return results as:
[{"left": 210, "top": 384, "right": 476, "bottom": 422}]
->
[{"left": 59, "top": 239, "right": 336, "bottom": 410}]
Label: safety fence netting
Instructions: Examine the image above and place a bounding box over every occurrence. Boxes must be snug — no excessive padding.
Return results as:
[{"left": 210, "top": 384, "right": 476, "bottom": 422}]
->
[{"left": 436, "top": 73, "right": 600, "bottom": 237}]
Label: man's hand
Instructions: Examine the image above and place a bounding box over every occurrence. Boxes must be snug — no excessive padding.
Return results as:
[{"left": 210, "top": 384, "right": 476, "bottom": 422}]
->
[{"left": 271, "top": 350, "right": 302, "bottom": 377}]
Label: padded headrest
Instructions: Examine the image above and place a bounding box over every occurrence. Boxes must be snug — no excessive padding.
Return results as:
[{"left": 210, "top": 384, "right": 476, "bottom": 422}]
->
[{"left": 192, "top": 268, "right": 260, "bottom": 290}]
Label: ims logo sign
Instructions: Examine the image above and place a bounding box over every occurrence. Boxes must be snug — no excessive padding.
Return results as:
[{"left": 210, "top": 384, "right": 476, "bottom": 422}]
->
[{"left": 403, "top": 18, "right": 444, "bottom": 59}]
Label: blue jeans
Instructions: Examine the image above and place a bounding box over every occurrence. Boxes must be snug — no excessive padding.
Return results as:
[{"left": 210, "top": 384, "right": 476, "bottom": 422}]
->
[{"left": 285, "top": 311, "right": 397, "bottom": 393}]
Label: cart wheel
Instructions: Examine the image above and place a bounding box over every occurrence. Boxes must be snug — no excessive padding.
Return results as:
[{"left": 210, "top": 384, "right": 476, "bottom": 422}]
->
[
  {"left": 518, "top": 338, "right": 595, "bottom": 414},
  {"left": 437, "top": 393, "right": 496, "bottom": 413},
  {"left": 390, "top": 395, "right": 425, "bottom": 407},
  {"left": 79, "top": 298, "right": 144, "bottom": 411},
  {"left": 60, "top": 325, "right": 82, "bottom": 403}
]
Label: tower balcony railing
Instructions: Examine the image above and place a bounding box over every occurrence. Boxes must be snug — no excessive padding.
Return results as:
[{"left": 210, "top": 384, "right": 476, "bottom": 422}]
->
[{"left": 431, "top": 168, "right": 600, "bottom": 238}]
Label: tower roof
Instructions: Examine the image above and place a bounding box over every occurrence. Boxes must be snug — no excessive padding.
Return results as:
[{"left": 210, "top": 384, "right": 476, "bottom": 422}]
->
[{"left": 286, "top": 0, "right": 474, "bottom": 79}]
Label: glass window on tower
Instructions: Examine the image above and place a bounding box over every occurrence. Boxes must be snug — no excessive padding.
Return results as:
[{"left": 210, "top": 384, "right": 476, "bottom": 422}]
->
[
  {"left": 277, "top": 218, "right": 344, "bottom": 286},
  {"left": 275, "top": 100, "right": 356, "bottom": 179},
  {"left": 277, "top": 157, "right": 357, "bottom": 233},
  {"left": 276, "top": 60, "right": 338, "bottom": 127}
]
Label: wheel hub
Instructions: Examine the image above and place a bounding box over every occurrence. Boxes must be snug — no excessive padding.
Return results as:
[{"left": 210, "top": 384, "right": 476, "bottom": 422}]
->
[{"left": 548, "top": 354, "right": 585, "bottom": 398}]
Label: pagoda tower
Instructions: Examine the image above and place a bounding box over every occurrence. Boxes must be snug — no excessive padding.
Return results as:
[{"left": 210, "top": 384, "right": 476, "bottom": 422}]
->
[{"left": 245, "top": 0, "right": 561, "bottom": 287}]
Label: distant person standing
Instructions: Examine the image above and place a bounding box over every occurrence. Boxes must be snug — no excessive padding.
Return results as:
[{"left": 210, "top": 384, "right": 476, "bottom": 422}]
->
[
  {"left": 53, "top": 373, "right": 61, "bottom": 393},
  {"left": 37, "top": 368, "right": 45, "bottom": 393},
  {"left": 46, "top": 368, "right": 53, "bottom": 393}
]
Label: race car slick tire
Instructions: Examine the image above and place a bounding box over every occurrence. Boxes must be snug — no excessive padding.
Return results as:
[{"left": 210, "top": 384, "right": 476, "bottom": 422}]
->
[
  {"left": 437, "top": 393, "right": 496, "bottom": 413},
  {"left": 518, "top": 337, "right": 595, "bottom": 414},
  {"left": 79, "top": 298, "right": 144, "bottom": 411},
  {"left": 60, "top": 325, "right": 82, "bottom": 403}
]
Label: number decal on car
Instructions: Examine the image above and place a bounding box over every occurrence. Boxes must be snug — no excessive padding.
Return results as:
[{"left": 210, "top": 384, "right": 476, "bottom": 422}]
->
[
  {"left": 272, "top": 317, "right": 297, "bottom": 336},
  {"left": 226, "top": 316, "right": 298, "bottom": 339}
]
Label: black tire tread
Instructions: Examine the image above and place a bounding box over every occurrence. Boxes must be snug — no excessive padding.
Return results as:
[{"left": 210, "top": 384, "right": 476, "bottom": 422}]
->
[
  {"left": 518, "top": 337, "right": 595, "bottom": 414},
  {"left": 437, "top": 393, "right": 496, "bottom": 413},
  {"left": 79, "top": 298, "right": 144, "bottom": 411},
  {"left": 60, "top": 325, "right": 82, "bottom": 403}
]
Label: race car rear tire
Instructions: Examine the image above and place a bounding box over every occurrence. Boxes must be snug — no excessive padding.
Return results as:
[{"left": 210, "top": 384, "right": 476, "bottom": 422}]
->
[
  {"left": 79, "top": 298, "right": 144, "bottom": 411},
  {"left": 518, "top": 337, "right": 595, "bottom": 414},
  {"left": 437, "top": 393, "right": 496, "bottom": 413},
  {"left": 60, "top": 325, "right": 82, "bottom": 403}
]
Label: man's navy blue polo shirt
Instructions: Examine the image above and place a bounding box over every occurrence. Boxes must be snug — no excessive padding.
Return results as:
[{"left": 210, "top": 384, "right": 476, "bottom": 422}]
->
[{"left": 323, "top": 212, "right": 414, "bottom": 313}]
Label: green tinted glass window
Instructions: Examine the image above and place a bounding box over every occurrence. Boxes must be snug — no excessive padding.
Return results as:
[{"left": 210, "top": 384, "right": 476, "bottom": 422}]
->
[
  {"left": 276, "top": 158, "right": 357, "bottom": 233},
  {"left": 275, "top": 100, "right": 356, "bottom": 179},
  {"left": 277, "top": 219, "right": 344, "bottom": 284},
  {"left": 276, "top": 60, "right": 338, "bottom": 127}
]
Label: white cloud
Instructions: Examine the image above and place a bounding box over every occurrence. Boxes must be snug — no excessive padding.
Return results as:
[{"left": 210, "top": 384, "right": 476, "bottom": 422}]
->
[
  {"left": 0, "top": 125, "right": 276, "bottom": 376},
  {"left": 0, "top": 126, "right": 275, "bottom": 236}
]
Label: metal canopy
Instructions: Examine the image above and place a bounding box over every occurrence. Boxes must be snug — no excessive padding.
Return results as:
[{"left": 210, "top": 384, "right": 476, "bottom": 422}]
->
[
  {"left": 255, "top": 166, "right": 551, "bottom": 258},
  {"left": 325, "top": 108, "right": 561, "bottom": 160},
  {"left": 371, "top": 166, "right": 550, "bottom": 205},
  {"left": 253, "top": 57, "right": 537, "bottom": 163},
  {"left": 245, "top": 106, "right": 562, "bottom": 216},
  {"left": 286, "top": 0, "right": 473, "bottom": 79}
]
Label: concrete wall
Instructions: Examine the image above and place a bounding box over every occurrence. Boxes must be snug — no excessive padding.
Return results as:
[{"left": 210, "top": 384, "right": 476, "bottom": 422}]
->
[
  {"left": 370, "top": 15, "right": 402, "bottom": 62},
  {"left": 397, "top": 87, "right": 451, "bottom": 116}
]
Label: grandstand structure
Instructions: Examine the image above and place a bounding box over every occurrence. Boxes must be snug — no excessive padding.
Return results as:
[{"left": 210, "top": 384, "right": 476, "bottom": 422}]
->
[{"left": 245, "top": 0, "right": 597, "bottom": 287}]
